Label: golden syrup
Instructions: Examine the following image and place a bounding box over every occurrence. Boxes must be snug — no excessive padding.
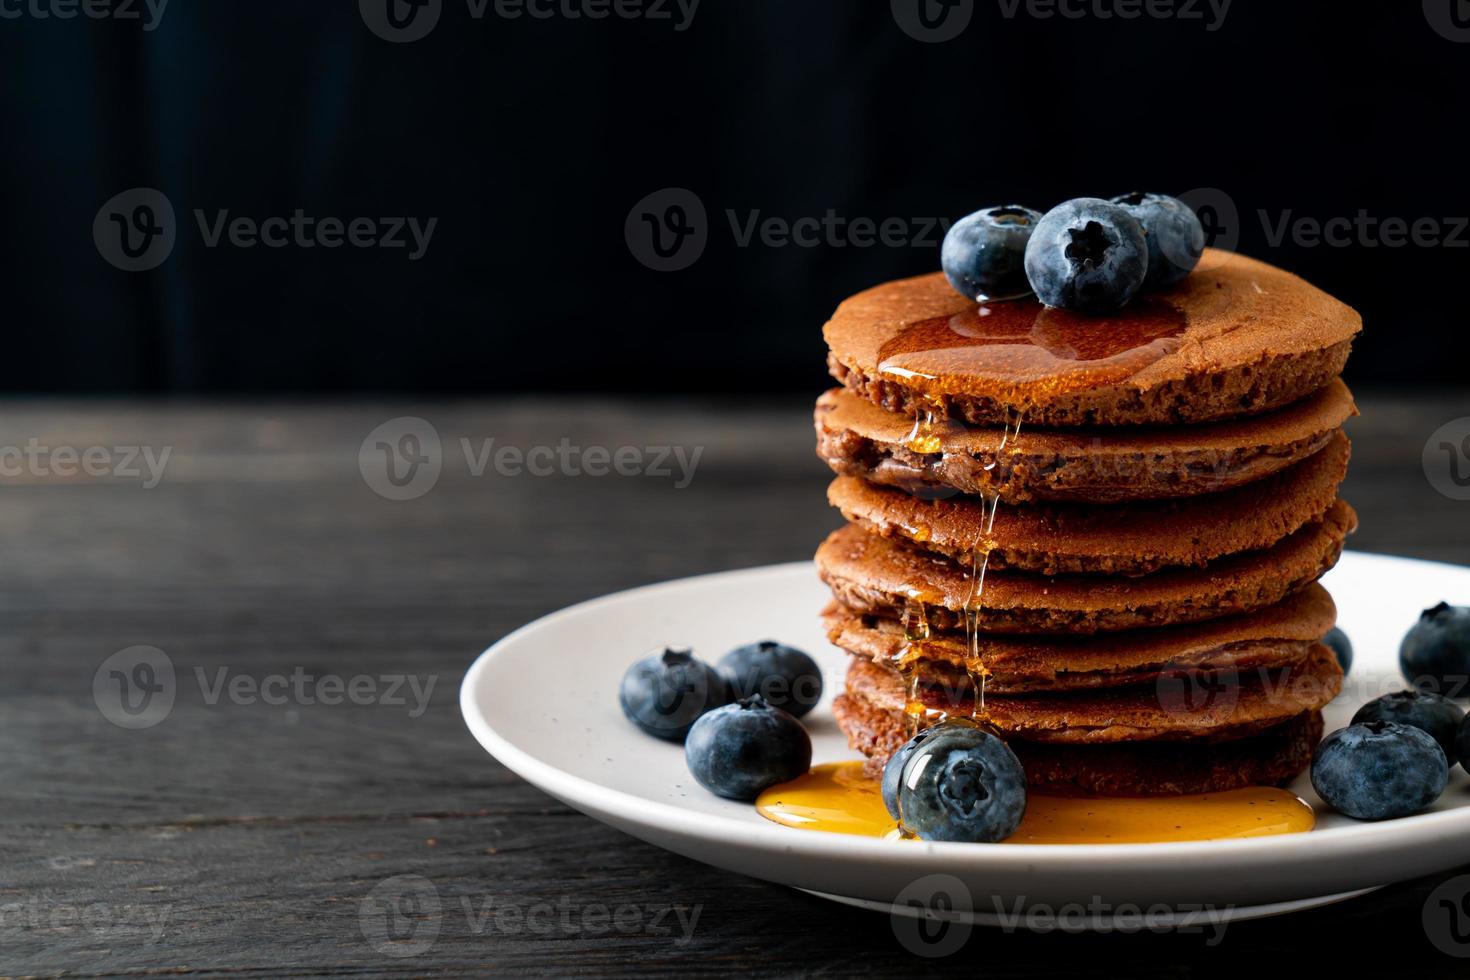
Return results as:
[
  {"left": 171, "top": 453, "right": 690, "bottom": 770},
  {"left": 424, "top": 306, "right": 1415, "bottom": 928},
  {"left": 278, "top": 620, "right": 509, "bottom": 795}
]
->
[
  {"left": 959, "top": 408, "right": 1021, "bottom": 723},
  {"left": 903, "top": 394, "right": 947, "bottom": 454},
  {"left": 876, "top": 298, "right": 1187, "bottom": 395},
  {"left": 755, "top": 762, "right": 1316, "bottom": 844},
  {"left": 896, "top": 600, "right": 935, "bottom": 737}
]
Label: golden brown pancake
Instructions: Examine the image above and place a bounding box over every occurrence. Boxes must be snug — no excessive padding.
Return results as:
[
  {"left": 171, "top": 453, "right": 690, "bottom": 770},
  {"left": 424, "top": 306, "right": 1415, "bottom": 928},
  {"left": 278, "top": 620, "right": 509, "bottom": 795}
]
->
[
  {"left": 834, "top": 689, "right": 1325, "bottom": 796},
  {"left": 842, "top": 646, "right": 1343, "bottom": 744},
  {"left": 814, "top": 381, "right": 1356, "bottom": 504},
  {"left": 823, "top": 250, "right": 1360, "bottom": 427},
  {"left": 827, "top": 431, "right": 1349, "bottom": 576},
  {"left": 823, "top": 583, "right": 1336, "bottom": 693},
  {"left": 815, "top": 500, "right": 1355, "bottom": 633}
]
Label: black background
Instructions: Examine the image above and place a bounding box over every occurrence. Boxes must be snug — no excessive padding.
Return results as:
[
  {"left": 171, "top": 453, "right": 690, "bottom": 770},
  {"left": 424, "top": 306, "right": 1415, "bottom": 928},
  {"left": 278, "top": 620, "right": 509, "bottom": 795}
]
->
[{"left": 2, "top": 1, "right": 1466, "bottom": 394}]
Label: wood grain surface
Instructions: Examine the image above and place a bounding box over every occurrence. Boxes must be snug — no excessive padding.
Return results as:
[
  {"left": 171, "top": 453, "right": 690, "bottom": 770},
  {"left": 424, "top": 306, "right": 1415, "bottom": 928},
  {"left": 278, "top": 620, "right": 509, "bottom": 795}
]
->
[{"left": 4, "top": 394, "right": 1469, "bottom": 978}]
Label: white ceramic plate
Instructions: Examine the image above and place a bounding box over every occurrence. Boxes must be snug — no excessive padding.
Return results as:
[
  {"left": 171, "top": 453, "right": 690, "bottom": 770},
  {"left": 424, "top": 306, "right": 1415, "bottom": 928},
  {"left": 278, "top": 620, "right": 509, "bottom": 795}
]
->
[{"left": 461, "top": 551, "right": 1470, "bottom": 924}]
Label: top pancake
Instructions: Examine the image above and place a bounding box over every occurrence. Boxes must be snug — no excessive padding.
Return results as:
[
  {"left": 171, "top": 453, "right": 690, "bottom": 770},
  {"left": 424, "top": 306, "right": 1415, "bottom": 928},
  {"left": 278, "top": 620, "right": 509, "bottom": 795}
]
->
[{"left": 824, "top": 250, "right": 1361, "bottom": 427}]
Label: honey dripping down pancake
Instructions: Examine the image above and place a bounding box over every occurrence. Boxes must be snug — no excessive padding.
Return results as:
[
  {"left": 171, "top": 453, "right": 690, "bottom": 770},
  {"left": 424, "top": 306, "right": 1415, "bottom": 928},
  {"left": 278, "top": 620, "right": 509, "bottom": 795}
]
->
[
  {"left": 823, "top": 250, "right": 1360, "bottom": 428},
  {"left": 814, "top": 379, "right": 1358, "bottom": 505}
]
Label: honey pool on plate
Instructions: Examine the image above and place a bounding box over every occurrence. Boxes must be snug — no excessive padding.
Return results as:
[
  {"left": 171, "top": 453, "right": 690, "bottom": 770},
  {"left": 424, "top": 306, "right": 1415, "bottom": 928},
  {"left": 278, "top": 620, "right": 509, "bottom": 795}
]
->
[{"left": 755, "top": 762, "right": 1316, "bottom": 844}]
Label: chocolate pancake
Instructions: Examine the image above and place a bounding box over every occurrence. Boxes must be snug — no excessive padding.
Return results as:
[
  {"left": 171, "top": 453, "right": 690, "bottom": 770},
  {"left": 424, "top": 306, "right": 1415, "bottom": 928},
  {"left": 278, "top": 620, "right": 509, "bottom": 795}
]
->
[
  {"left": 834, "top": 688, "right": 1324, "bottom": 796},
  {"left": 823, "top": 583, "right": 1336, "bottom": 693},
  {"left": 823, "top": 250, "right": 1360, "bottom": 428},
  {"left": 815, "top": 500, "right": 1355, "bottom": 633},
  {"left": 814, "top": 379, "right": 1356, "bottom": 504},
  {"left": 842, "top": 646, "right": 1343, "bottom": 743},
  {"left": 827, "top": 430, "right": 1349, "bottom": 575}
]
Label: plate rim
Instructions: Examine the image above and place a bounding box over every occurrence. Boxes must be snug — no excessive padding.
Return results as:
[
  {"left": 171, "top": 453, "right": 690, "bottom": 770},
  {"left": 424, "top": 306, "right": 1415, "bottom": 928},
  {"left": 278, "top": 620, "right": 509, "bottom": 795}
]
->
[{"left": 460, "top": 550, "right": 1470, "bottom": 871}]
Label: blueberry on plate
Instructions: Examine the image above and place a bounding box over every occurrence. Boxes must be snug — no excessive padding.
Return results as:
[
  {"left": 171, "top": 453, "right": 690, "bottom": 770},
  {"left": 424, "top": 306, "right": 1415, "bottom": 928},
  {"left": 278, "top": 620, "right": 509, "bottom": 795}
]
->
[
  {"left": 1023, "top": 198, "right": 1149, "bottom": 314},
  {"left": 1109, "top": 192, "right": 1205, "bottom": 289},
  {"left": 941, "top": 205, "right": 1044, "bottom": 302},
  {"left": 1352, "top": 690, "right": 1465, "bottom": 763},
  {"left": 1458, "top": 714, "right": 1470, "bottom": 770},
  {"left": 685, "top": 696, "right": 812, "bottom": 801},
  {"left": 619, "top": 647, "right": 730, "bottom": 742},
  {"left": 717, "top": 640, "right": 823, "bottom": 719},
  {"left": 1400, "top": 602, "right": 1470, "bottom": 696},
  {"left": 1311, "top": 722, "right": 1448, "bottom": 821},
  {"left": 894, "top": 725, "right": 1027, "bottom": 843},
  {"left": 1323, "top": 626, "right": 1353, "bottom": 675},
  {"left": 880, "top": 719, "right": 979, "bottom": 820}
]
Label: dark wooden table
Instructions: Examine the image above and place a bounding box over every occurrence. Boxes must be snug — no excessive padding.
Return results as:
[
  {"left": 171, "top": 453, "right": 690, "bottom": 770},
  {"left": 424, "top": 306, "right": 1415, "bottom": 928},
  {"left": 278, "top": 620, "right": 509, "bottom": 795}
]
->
[{"left": 5, "top": 393, "right": 1470, "bottom": 978}]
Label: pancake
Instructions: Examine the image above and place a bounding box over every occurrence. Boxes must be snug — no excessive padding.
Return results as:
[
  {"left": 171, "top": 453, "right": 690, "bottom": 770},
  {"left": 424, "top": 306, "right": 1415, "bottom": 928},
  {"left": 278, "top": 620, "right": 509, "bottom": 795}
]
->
[
  {"left": 842, "top": 646, "right": 1343, "bottom": 744},
  {"left": 814, "top": 379, "right": 1357, "bottom": 504},
  {"left": 827, "top": 430, "right": 1349, "bottom": 576},
  {"left": 815, "top": 500, "right": 1355, "bottom": 634},
  {"left": 833, "top": 688, "right": 1324, "bottom": 796},
  {"left": 823, "top": 249, "right": 1360, "bottom": 428},
  {"left": 822, "top": 583, "right": 1336, "bottom": 693}
]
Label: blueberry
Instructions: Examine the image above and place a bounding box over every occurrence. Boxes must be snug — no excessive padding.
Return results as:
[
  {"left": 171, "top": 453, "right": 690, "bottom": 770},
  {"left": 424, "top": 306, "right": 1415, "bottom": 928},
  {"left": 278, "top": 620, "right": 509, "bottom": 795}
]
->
[
  {"left": 1400, "top": 602, "right": 1470, "bottom": 696},
  {"left": 894, "top": 725, "right": 1027, "bottom": 843},
  {"left": 619, "top": 647, "right": 730, "bottom": 742},
  {"left": 880, "top": 719, "right": 979, "bottom": 820},
  {"left": 1352, "top": 690, "right": 1465, "bottom": 763},
  {"left": 717, "top": 640, "right": 823, "bottom": 719},
  {"left": 941, "top": 205, "right": 1044, "bottom": 302},
  {"left": 1109, "top": 192, "right": 1204, "bottom": 289},
  {"left": 684, "top": 695, "right": 812, "bottom": 801},
  {"left": 1311, "top": 722, "right": 1448, "bottom": 821},
  {"left": 1023, "top": 198, "right": 1149, "bottom": 314},
  {"left": 1323, "top": 626, "right": 1353, "bottom": 675}
]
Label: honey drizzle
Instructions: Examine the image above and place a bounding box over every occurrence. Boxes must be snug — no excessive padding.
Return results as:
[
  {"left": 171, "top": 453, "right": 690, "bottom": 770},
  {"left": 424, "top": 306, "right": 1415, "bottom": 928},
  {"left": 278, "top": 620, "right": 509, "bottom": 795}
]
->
[
  {"left": 897, "top": 599, "right": 934, "bottom": 737},
  {"left": 961, "top": 408, "right": 1023, "bottom": 722},
  {"left": 902, "top": 394, "right": 947, "bottom": 454}
]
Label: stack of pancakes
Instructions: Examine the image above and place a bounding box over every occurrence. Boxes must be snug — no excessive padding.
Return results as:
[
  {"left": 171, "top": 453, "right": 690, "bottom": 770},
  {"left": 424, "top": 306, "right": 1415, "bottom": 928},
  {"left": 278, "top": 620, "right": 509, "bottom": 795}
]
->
[{"left": 815, "top": 250, "right": 1361, "bottom": 796}]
